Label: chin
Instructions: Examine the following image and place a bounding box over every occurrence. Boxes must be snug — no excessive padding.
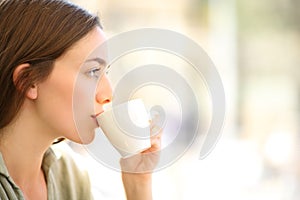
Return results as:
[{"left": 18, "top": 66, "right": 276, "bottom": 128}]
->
[
  {"left": 75, "top": 131, "right": 96, "bottom": 145},
  {"left": 71, "top": 123, "right": 97, "bottom": 144}
]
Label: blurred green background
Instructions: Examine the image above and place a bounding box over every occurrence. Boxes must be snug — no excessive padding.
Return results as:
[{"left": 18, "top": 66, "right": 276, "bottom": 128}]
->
[{"left": 70, "top": 0, "right": 300, "bottom": 199}]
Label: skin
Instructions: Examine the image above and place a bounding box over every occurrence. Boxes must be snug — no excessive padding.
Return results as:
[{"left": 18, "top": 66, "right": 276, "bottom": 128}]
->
[{"left": 0, "top": 27, "right": 161, "bottom": 200}]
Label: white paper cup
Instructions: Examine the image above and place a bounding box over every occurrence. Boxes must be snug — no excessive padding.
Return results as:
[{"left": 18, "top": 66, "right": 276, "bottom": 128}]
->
[{"left": 96, "top": 99, "right": 151, "bottom": 158}]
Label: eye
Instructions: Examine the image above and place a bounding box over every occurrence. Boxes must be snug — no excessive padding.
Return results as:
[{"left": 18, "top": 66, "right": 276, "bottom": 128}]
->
[{"left": 86, "top": 67, "right": 102, "bottom": 78}]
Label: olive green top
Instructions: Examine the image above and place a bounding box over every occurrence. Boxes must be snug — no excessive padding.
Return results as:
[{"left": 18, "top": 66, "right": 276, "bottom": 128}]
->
[{"left": 0, "top": 146, "right": 93, "bottom": 200}]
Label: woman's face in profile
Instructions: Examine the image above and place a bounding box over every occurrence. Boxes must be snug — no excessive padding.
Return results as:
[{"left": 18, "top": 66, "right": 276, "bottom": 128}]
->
[{"left": 35, "top": 27, "right": 112, "bottom": 144}]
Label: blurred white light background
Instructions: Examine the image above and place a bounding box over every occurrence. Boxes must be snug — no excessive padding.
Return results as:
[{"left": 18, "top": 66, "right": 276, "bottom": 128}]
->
[{"left": 68, "top": 0, "right": 300, "bottom": 199}]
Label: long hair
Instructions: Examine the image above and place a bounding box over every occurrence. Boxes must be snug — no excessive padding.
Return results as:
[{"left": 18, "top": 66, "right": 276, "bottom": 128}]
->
[{"left": 0, "top": 0, "right": 101, "bottom": 129}]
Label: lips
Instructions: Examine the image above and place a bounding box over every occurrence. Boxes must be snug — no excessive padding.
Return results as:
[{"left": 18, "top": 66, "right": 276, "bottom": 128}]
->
[
  {"left": 91, "top": 111, "right": 103, "bottom": 127},
  {"left": 91, "top": 113, "right": 101, "bottom": 118}
]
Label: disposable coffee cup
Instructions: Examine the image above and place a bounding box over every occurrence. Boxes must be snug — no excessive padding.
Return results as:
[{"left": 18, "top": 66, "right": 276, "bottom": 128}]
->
[{"left": 96, "top": 99, "right": 151, "bottom": 158}]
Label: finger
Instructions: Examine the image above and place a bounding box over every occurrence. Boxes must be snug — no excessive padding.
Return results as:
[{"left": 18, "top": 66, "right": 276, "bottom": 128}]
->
[
  {"left": 150, "top": 124, "right": 162, "bottom": 136},
  {"left": 141, "top": 132, "right": 162, "bottom": 153}
]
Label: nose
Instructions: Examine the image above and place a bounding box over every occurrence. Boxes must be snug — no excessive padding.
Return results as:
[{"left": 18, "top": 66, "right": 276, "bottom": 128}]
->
[{"left": 95, "top": 74, "right": 113, "bottom": 105}]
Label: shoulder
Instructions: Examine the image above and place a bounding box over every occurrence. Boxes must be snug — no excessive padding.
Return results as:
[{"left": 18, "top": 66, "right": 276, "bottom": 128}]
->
[
  {"left": 47, "top": 142, "right": 87, "bottom": 175},
  {"left": 0, "top": 153, "right": 24, "bottom": 200},
  {"left": 44, "top": 142, "right": 93, "bottom": 200}
]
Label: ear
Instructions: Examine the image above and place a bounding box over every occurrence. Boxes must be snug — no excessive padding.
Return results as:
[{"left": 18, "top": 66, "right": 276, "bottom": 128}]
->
[
  {"left": 26, "top": 84, "right": 38, "bottom": 100},
  {"left": 13, "top": 63, "right": 38, "bottom": 100}
]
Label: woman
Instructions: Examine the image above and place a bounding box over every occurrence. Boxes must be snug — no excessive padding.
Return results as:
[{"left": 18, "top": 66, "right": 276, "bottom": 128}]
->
[{"left": 0, "top": 0, "right": 161, "bottom": 199}]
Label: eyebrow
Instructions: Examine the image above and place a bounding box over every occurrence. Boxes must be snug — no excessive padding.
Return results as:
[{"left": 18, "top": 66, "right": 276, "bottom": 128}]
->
[{"left": 84, "top": 57, "right": 107, "bottom": 66}]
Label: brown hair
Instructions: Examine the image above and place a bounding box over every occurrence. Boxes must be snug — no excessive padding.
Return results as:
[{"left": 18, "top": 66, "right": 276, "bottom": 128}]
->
[{"left": 0, "top": 0, "right": 101, "bottom": 129}]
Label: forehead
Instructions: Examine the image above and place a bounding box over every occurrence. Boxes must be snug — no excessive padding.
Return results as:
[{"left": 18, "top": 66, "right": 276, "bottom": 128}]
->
[{"left": 59, "top": 27, "right": 107, "bottom": 66}]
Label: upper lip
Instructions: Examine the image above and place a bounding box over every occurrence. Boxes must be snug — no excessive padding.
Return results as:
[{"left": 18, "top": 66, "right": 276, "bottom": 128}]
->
[
  {"left": 91, "top": 112, "right": 103, "bottom": 127},
  {"left": 91, "top": 112, "right": 103, "bottom": 119}
]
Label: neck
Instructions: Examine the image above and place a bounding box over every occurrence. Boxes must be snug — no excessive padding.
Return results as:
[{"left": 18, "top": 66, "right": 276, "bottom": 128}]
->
[{"left": 0, "top": 101, "right": 55, "bottom": 189}]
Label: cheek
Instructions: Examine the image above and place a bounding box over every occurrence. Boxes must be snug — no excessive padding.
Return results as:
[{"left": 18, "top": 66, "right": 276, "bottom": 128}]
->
[
  {"left": 37, "top": 68, "right": 98, "bottom": 143},
  {"left": 73, "top": 75, "right": 98, "bottom": 141},
  {"left": 36, "top": 72, "right": 76, "bottom": 135},
  {"left": 73, "top": 74, "right": 96, "bottom": 116}
]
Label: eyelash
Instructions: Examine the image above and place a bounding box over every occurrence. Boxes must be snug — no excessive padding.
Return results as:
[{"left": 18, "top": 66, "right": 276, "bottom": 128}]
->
[
  {"left": 87, "top": 67, "right": 102, "bottom": 78},
  {"left": 86, "top": 67, "right": 109, "bottom": 78}
]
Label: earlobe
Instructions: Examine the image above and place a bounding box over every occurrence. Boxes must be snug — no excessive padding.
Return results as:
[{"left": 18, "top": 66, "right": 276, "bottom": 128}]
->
[
  {"left": 27, "top": 84, "right": 38, "bottom": 100},
  {"left": 13, "top": 63, "right": 38, "bottom": 100}
]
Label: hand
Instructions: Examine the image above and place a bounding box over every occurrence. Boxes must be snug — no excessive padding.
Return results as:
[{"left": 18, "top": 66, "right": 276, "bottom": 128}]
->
[
  {"left": 120, "top": 120, "right": 162, "bottom": 200},
  {"left": 120, "top": 120, "right": 162, "bottom": 173}
]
